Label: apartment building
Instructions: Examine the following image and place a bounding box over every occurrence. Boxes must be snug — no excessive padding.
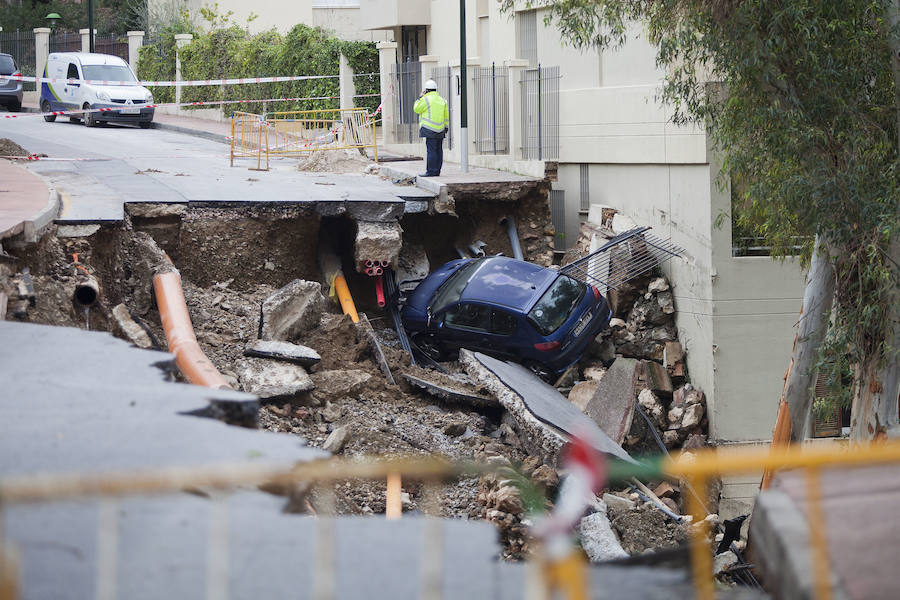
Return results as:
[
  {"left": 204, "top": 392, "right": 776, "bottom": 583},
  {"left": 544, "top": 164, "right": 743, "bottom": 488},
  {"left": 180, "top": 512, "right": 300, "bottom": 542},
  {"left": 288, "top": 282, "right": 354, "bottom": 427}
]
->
[{"left": 362, "top": 1, "right": 809, "bottom": 477}]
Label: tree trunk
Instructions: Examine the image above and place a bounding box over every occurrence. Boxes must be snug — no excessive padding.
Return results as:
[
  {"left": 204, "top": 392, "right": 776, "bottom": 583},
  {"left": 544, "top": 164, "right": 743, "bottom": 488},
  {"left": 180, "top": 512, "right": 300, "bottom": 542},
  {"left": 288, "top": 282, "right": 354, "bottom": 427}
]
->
[{"left": 786, "top": 236, "right": 836, "bottom": 440}]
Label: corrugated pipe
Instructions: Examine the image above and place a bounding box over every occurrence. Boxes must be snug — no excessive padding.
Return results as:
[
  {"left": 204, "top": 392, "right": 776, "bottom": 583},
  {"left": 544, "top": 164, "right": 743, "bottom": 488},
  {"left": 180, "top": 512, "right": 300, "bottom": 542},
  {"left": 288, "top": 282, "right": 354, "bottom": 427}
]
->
[
  {"left": 153, "top": 270, "right": 232, "bottom": 390},
  {"left": 500, "top": 216, "right": 524, "bottom": 261}
]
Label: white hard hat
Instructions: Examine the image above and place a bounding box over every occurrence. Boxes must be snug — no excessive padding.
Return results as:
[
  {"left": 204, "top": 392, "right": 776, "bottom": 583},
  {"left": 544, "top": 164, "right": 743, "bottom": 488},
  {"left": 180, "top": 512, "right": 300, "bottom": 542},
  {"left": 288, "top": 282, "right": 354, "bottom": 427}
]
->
[{"left": 424, "top": 79, "right": 438, "bottom": 91}]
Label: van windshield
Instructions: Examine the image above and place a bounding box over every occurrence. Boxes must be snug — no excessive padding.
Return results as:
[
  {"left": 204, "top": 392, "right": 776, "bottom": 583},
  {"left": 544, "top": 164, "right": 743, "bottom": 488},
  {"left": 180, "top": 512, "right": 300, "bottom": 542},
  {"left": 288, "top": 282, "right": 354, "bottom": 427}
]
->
[{"left": 82, "top": 65, "right": 136, "bottom": 83}]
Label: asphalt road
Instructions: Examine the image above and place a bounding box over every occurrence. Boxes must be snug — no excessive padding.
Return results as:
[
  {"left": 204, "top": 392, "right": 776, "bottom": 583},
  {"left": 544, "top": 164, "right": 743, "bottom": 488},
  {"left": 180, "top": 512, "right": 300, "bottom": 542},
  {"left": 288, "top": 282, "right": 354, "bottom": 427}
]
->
[{"left": 1, "top": 115, "right": 431, "bottom": 223}]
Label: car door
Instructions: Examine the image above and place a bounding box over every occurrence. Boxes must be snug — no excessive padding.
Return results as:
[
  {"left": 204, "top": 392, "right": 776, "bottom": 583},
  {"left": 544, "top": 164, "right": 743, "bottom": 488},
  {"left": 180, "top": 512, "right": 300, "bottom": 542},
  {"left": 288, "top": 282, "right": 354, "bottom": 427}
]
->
[
  {"left": 63, "top": 61, "right": 81, "bottom": 109},
  {"left": 438, "top": 302, "right": 492, "bottom": 354}
]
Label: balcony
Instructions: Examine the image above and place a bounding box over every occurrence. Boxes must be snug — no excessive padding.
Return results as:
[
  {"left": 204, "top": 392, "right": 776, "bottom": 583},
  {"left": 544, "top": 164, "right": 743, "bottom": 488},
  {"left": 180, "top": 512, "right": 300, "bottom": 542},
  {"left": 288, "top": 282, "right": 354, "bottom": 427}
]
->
[{"left": 359, "top": 0, "right": 430, "bottom": 30}]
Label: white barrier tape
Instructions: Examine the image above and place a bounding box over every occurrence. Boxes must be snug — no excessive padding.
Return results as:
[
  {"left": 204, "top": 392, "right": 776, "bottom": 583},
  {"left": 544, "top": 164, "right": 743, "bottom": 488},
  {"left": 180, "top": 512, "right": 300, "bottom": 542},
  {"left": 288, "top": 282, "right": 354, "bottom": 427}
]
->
[
  {"left": 2, "top": 73, "right": 338, "bottom": 87},
  {"left": 3, "top": 94, "right": 382, "bottom": 120}
]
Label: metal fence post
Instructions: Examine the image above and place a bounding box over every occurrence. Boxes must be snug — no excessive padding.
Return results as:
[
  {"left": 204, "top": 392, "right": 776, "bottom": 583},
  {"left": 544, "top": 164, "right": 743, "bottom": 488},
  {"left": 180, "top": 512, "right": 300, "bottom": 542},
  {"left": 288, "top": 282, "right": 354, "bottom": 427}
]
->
[
  {"left": 491, "top": 62, "right": 497, "bottom": 155},
  {"left": 537, "top": 64, "right": 542, "bottom": 161}
]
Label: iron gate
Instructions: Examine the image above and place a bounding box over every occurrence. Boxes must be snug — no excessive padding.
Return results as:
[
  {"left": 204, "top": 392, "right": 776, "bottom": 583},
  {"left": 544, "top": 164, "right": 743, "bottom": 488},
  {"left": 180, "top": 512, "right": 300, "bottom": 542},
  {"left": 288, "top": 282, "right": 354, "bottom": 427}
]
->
[
  {"left": 390, "top": 60, "right": 421, "bottom": 144},
  {"left": 519, "top": 65, "right": 560, "bottom": 160},
  {"left": 474, "top": 63, "right": 509, "bottom": 154},
  {"left": 430, "top": 65, "right": 452, "bottom": 150}
]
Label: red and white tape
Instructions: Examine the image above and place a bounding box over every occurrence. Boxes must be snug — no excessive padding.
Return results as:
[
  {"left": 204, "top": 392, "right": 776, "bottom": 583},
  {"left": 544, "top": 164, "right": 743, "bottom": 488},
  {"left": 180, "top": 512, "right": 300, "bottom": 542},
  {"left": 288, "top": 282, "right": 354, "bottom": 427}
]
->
[
  {"left": 3, "top": 73, "right": 339, "bottom": 87},
  {"left": 3, "top": 95, "right": 383, "bottom": 120}
]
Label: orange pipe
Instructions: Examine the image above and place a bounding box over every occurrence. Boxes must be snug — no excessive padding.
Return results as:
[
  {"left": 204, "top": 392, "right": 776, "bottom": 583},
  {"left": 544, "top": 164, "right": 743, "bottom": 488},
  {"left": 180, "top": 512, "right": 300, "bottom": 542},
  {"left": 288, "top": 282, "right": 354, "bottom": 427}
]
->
[
  {"left": 153, "top": 271, "right": 231, "bottom": 389},
  {"left": 385, "top": 472, "right": 402, "bottom": 519},
  {"left": 333, "top": 273, "right": 359, "bottom": 323}
]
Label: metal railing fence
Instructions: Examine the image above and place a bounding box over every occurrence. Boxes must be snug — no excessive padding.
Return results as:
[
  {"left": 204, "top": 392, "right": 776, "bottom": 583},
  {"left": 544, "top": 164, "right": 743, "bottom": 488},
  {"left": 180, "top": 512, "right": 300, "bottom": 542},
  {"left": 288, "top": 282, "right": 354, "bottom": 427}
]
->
[
  {"left": 229, "top": 111, "right": 269, "bottom": 170},
  {"left": 520, "top": 65, "right": 560, "bottom": 160},
  {"left": 473, "top": 63, "right": 509, "bottom": 155},
  {"left": 93, "top": 34, "right": 129, "bottom": 61},
  {"left": 430, "top": 64, "right": 453, "bottom": 150},
  {"left": 48, "top": 32, "right": 81, "bottom": 54},
  {"left": 390, "top": 60, "right": 421, "bottom": 144}
]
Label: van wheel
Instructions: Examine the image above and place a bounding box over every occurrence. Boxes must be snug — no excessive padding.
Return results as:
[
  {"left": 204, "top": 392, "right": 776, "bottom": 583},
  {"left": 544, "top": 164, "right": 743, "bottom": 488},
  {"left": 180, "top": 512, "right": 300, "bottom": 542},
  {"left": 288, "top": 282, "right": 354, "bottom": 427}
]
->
[
  {"left": 524, "top": 360, "right": 555, "bottom": 382},
  {"left": 82, "top": 104, "right": 97, "bottom": 127},
  {"left": 139, "top": 121, "right": 152, "bottom": 129},
  {"left": 41, "top": 100, "right": 56, "bottom": 122}
]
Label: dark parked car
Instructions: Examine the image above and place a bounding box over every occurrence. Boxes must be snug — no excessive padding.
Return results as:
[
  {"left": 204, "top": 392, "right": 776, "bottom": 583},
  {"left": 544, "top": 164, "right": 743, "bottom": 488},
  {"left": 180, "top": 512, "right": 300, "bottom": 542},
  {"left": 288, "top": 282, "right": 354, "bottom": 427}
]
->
[
  {"left": 401, "top": 256, "right": 612, "bottom": 379},
  {"left": 0, "top": 53, "right": 23, "bottom": 112}
]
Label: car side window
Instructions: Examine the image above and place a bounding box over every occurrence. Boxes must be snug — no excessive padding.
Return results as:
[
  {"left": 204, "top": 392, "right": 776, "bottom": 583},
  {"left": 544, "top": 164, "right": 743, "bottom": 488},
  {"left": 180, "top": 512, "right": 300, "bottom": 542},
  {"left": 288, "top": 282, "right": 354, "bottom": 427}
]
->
[
  {"left": 491, "top": 309, "right": 517, "bottom": 335},
  {"left": 67, "top": 63, "right": 79, "bottom": 79},
  {"left": 444, "top": 303, "right": 490, "bottom": 332}
]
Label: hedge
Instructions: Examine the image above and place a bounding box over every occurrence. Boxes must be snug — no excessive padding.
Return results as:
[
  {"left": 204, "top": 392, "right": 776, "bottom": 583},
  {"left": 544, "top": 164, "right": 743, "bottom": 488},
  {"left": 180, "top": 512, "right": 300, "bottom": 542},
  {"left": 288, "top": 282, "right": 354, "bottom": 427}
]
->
[{"left": 137, "top": 24, "right": 379, "bottom": 116}]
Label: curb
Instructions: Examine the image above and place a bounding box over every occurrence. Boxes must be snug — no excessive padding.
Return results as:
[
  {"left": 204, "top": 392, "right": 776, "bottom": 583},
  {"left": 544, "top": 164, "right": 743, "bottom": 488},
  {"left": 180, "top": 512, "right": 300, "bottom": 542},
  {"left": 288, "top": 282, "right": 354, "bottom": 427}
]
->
[
  {"left": 151, "top": 121, "right": 229, "bottom": 145},
  {"left": 24, "top": 185, "right": 61, "bottom": 242}
]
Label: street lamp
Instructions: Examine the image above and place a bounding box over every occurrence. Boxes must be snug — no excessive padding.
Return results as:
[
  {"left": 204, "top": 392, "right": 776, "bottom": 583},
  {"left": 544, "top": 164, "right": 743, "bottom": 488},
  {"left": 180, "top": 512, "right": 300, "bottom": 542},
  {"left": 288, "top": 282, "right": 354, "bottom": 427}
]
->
[{"left": 45, "top": 13, "right": 61, "bottom": 32}]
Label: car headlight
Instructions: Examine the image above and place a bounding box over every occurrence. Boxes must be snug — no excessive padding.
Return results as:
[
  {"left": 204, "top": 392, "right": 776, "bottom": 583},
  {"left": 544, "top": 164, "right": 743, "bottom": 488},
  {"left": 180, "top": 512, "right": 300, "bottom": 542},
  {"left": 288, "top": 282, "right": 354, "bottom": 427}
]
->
[
  {"left": 97, "top": 90, "right": 110, "bottom": 102},
  {"left": 145, "top": 93, "right": 153, "bottom": 104}
]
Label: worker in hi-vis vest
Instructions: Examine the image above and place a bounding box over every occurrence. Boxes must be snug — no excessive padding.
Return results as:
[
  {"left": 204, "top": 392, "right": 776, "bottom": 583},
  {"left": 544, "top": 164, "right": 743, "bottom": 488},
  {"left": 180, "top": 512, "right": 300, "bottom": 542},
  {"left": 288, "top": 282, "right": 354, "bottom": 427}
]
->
[{"left": 413, "top": 79, "right": 449, "bottom": 177}]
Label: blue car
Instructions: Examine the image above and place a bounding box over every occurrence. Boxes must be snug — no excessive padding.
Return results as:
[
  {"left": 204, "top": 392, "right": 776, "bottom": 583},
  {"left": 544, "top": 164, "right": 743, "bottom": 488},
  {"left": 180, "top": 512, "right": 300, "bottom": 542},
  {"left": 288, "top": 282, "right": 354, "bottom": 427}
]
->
[{"left": 401, "top": 256, "right": 612, "bottom": 379}]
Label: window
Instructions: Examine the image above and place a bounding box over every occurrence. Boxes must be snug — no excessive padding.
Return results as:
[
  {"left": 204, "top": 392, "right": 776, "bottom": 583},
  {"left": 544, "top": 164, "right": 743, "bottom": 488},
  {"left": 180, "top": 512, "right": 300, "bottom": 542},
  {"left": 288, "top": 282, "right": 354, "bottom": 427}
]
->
[
  {"left": 492, "top": 310, "right": 517, "bottom": 335},
  {"left": 517, "top": 10, "right": 537, "bottom": 67},
  {"left": 445, "top": 304, "right": 491, "bottom": 331},
  {"left": 66, "top": 63, "right": 79, "bottom": 79},
  {"left": 0, "top": 55, "right": 16, "bottom": 75},
  {"left": 527, "top": 275, "right": 584, "bottom": 335},
  {"left": 579, "top": 164, "right": 590, "bottom": 213},
  {"left": 82, "top": 65, "right": 135, "bottom": 82},
  {"left": 429, "top": 259, "right": 485, "bottom": 314}
]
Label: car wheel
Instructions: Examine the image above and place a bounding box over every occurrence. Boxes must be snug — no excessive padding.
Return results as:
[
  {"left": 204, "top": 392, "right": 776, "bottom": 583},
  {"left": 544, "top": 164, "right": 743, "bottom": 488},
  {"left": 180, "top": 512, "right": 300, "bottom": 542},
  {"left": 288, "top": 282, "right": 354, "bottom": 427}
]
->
[
  {"left": 41, "top": 100, "right": 56, "bottom": 122},
  {"left": 524, "top": 360, "right": 555, "bottom": 382},
  {"left": 9, "top": 100, "right": 21, "bottom": 113},
  {"left": 412, "top": 334, "right": 444, "bottom": 362},
  {"left": 138, "top": 121, "right": 152, "bottom": 129},
  {"left": 83, "top": 104, "right": 96, "bottom": 127},
  {"left": 69, "top": 116, "right": 80, "bottom": 123}
]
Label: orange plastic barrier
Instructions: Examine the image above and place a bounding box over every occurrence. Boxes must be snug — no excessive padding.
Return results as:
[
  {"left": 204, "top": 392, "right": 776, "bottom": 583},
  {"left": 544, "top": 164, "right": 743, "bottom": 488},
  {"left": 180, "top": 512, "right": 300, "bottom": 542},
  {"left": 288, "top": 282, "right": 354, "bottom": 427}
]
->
[{"left": 153, "top": 271, "right": 232, "bottom": 389}]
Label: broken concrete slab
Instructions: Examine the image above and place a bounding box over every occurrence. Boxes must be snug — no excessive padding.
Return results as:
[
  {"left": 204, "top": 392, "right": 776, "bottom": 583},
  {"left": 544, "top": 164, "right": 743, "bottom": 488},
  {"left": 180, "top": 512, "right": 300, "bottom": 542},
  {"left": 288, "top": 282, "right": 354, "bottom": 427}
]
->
[
  {"left": 0, "top": 321, "right": 322, "bottom": 478},
  {"left": 461, "top": 350, "right": 634, "bottom": 465},
  {"left": 395, "top": 242, "right": 430, "bottom": 291},
  {"left": 583, "top": 357, "right": 639, "bottom": 445},
  {"left": 310, "top": 369, "right": 372, "bottom": 399},
  {"left": 112, "top": 303, "right": 154, "bottom": 349},
  {"left": 404, "top": 373, "right": 495, "bottom": 407},
  {"left": 243, "top": 339, "right": 321, "bottom": 367},
  {"left": 579, "top": 510, "right": 629, "bottom": 562},
  {"left": 239, "top": 357, "right": 314, "bottom": 398},
  {"left": 354, "top": 220, "right": 402, "bottom": 268},
  {"left": 323, "top": 424, "right": 351, "bottom": 453},
  {"left": 644, "top": 360, "right": 673, "bottom": 397},
  {"left": 259, "top": 279, "right": 328, "bottom": 342}
]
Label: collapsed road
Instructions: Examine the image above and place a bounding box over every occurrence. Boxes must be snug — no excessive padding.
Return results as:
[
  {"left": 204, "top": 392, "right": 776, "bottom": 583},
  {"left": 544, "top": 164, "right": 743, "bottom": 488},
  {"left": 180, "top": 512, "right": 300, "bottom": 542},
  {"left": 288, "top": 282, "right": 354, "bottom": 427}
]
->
[{"left": 0, "top": 124, "right": 760, "bottom": 597}]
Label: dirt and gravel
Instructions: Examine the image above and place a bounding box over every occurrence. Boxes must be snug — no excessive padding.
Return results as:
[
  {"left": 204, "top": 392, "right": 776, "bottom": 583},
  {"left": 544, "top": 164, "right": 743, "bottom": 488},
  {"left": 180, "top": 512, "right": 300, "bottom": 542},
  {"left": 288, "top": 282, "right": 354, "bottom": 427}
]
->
[
  {"left": 1, "top": 148, "right": 703, "bottom": 562},
  {"left": 0, "top": 138, "right": 31, "bottom": 158}
]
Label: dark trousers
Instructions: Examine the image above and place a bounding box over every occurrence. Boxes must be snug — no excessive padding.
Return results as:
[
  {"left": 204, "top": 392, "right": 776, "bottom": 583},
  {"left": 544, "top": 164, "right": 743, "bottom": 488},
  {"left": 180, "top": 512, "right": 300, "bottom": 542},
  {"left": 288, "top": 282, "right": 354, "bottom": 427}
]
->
[{"left": 424, "top": 135, "right": 444, "bottom": 175}]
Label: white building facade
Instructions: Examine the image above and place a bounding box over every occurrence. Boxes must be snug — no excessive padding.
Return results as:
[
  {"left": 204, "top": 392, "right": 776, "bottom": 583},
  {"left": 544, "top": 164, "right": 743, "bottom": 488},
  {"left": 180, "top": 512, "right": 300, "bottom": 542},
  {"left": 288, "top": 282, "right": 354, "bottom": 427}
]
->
[{"left": 362, "top": 1, "right": 808, "bottom": 479}]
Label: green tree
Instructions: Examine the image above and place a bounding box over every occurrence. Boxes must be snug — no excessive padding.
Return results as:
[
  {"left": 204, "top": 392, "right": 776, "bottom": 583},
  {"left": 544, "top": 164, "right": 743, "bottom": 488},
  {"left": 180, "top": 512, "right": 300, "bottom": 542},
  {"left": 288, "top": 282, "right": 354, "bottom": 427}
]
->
[{"left": 504, "top": 0, "right": 900, "bottom": 441}]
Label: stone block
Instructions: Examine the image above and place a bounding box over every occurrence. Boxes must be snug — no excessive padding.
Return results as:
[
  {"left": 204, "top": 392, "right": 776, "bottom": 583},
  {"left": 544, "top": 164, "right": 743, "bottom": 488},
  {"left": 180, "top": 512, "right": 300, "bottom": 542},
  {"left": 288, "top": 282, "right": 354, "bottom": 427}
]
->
[
  {"left": 239, "top": 359, "right": 314, "bottom": 398},
  {"left": 354, "top": 220, "right": 402, "bottom": 268},
  {"left": 583, "top": 357, "right": 639, "bottom": 445},
  {"left": 259, "top": 280, "right": 328, "bottom": 342},
  {"left": 663, "top": 341, "right": 684, "bottom": 368},
  {"left": 568, "top": 380, "right": 599, "bottom": 412},
  {"left": 578, "top": 511, "right": 629, "bottom": 562},
  {"left": 643, "top": 360, "right": 673, "bottom": 397},
  {"left": 111, "top": 304, "right": 153, "bottom": 349}
]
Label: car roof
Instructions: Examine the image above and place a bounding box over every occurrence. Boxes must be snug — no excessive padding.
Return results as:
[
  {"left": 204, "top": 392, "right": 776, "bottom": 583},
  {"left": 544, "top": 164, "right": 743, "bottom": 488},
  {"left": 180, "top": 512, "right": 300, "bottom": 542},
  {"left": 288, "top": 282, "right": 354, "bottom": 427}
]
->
[
  {"left": 48, "top": 52, "right": 128, "bottom": 67},
  {"left": 459, "top": 256, "right": 557, "bottom": 312}
]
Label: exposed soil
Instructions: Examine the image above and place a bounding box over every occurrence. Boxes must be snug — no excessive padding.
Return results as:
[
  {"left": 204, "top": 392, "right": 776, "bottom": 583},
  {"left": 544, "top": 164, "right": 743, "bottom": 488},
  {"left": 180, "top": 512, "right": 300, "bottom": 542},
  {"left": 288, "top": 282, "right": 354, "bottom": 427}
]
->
[{"left": 0, "top": 138, "right": 30, "bottom": 158}]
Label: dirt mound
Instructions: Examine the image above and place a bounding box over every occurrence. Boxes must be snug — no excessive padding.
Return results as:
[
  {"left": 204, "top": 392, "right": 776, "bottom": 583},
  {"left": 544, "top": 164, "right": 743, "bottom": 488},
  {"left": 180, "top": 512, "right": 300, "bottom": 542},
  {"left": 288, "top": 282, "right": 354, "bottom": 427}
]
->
[
  {"left": 296, "top": 148, "right": 373, "bottom": 174},
  {"left": 0, "top": 138, "right": 30, "bottom": 158}
]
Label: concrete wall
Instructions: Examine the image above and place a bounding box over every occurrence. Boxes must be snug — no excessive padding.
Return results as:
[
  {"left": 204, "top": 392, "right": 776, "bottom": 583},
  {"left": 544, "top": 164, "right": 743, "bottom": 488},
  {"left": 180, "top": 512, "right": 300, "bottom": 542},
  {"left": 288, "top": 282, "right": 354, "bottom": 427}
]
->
[{"left": 359, "top": 0, "right": 431, "bottom": 30}]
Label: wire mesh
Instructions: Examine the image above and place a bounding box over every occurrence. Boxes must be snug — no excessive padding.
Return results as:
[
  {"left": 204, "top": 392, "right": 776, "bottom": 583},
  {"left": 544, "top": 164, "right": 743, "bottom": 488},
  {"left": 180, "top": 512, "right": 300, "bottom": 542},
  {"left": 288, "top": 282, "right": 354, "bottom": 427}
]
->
[
  {"left": 520, "top": 65, "right": 559, "bottom": 160},
  {"left": 560, "top": 227, "right": 685, "bottom": 292},
  {"left": 473, "top": 63, "right": 509, "bottom": 154}
]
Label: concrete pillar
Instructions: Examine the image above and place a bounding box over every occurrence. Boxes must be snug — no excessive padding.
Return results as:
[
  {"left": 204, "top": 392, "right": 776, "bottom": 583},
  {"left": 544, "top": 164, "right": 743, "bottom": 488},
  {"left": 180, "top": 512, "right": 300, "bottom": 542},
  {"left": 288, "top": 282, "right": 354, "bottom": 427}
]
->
[
  {"left": 376, "top": 41, "right": 397, "bottom": 144},
  {"left": 34, "top": 28, "right": 50, "bottom": 81},
  {"left": 79, "top": 29, "right": 96, "bottom": 53},
  {"left": 127, "top": 31, "right": 145, "bottom": 72},
  {"left": 418, "top": 55, "right": 438, "bottom": 89},
  {"left": 506, "top": 59, "right": 529, "bottom": 160},
  {"left": 339, "top": 53, "right": 355, "bottom": 110},
  {"left": 174, "top": 33, "right": 193, "bottom": 108}
]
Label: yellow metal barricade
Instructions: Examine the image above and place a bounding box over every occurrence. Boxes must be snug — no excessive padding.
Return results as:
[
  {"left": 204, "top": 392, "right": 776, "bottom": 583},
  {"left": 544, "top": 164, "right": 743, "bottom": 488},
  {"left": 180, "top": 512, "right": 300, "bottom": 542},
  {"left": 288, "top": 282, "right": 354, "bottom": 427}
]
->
[
  {"left": 266, "top": 107, "right": 378, "bottom": 162},
  {"left": 229, "top": 111, "right": 269, "bottom": 171}
]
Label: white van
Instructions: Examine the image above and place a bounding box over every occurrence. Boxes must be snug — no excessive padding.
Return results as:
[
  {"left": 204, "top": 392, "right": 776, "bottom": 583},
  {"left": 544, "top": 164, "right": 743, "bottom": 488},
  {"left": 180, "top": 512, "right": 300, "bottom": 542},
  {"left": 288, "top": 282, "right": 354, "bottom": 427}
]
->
[{"left": 40, "top": 52, "right": 154, "bottom": 128}]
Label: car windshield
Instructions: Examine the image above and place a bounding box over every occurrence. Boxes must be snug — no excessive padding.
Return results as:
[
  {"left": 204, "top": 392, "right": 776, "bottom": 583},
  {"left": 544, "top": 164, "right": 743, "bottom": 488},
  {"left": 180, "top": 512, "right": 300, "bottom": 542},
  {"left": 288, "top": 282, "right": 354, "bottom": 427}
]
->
[
  {"left": 82, "top": 64, "right": 136, "bottom": 82},
  {"left": 527, "top": 275, "right": 585, "bottom": 335},
  {"left": 429, "top": 259, "right": 485, "bottom": 315},
  {"left": 0, "top": 56, "right": 16, "bottom": 75}
]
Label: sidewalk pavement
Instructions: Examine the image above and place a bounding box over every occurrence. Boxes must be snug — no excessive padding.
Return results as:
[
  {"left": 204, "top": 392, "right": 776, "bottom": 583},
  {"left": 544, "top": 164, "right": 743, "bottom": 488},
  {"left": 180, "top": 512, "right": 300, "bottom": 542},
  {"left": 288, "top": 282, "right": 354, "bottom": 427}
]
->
[{"left": 0, "top": 160, "right": 58, "bottom": 243}]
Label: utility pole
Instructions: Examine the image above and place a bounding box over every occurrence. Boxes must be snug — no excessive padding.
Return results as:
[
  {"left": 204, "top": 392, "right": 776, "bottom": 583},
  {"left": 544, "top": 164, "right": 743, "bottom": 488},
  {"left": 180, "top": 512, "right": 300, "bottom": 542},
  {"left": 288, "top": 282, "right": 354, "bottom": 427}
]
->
[
  {"left": 459, "top": 0, "right": 468, "bottom": 172},
  {"left": 88, "top": 0, "right": 94, "bottom": 52}
]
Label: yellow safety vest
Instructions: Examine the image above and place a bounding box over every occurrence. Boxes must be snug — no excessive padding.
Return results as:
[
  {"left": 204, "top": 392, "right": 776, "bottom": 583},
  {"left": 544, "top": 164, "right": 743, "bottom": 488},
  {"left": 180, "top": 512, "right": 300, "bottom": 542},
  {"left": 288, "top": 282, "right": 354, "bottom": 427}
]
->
[{"left": 414, "top": 91, "right": 449, "bottom": 133}]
